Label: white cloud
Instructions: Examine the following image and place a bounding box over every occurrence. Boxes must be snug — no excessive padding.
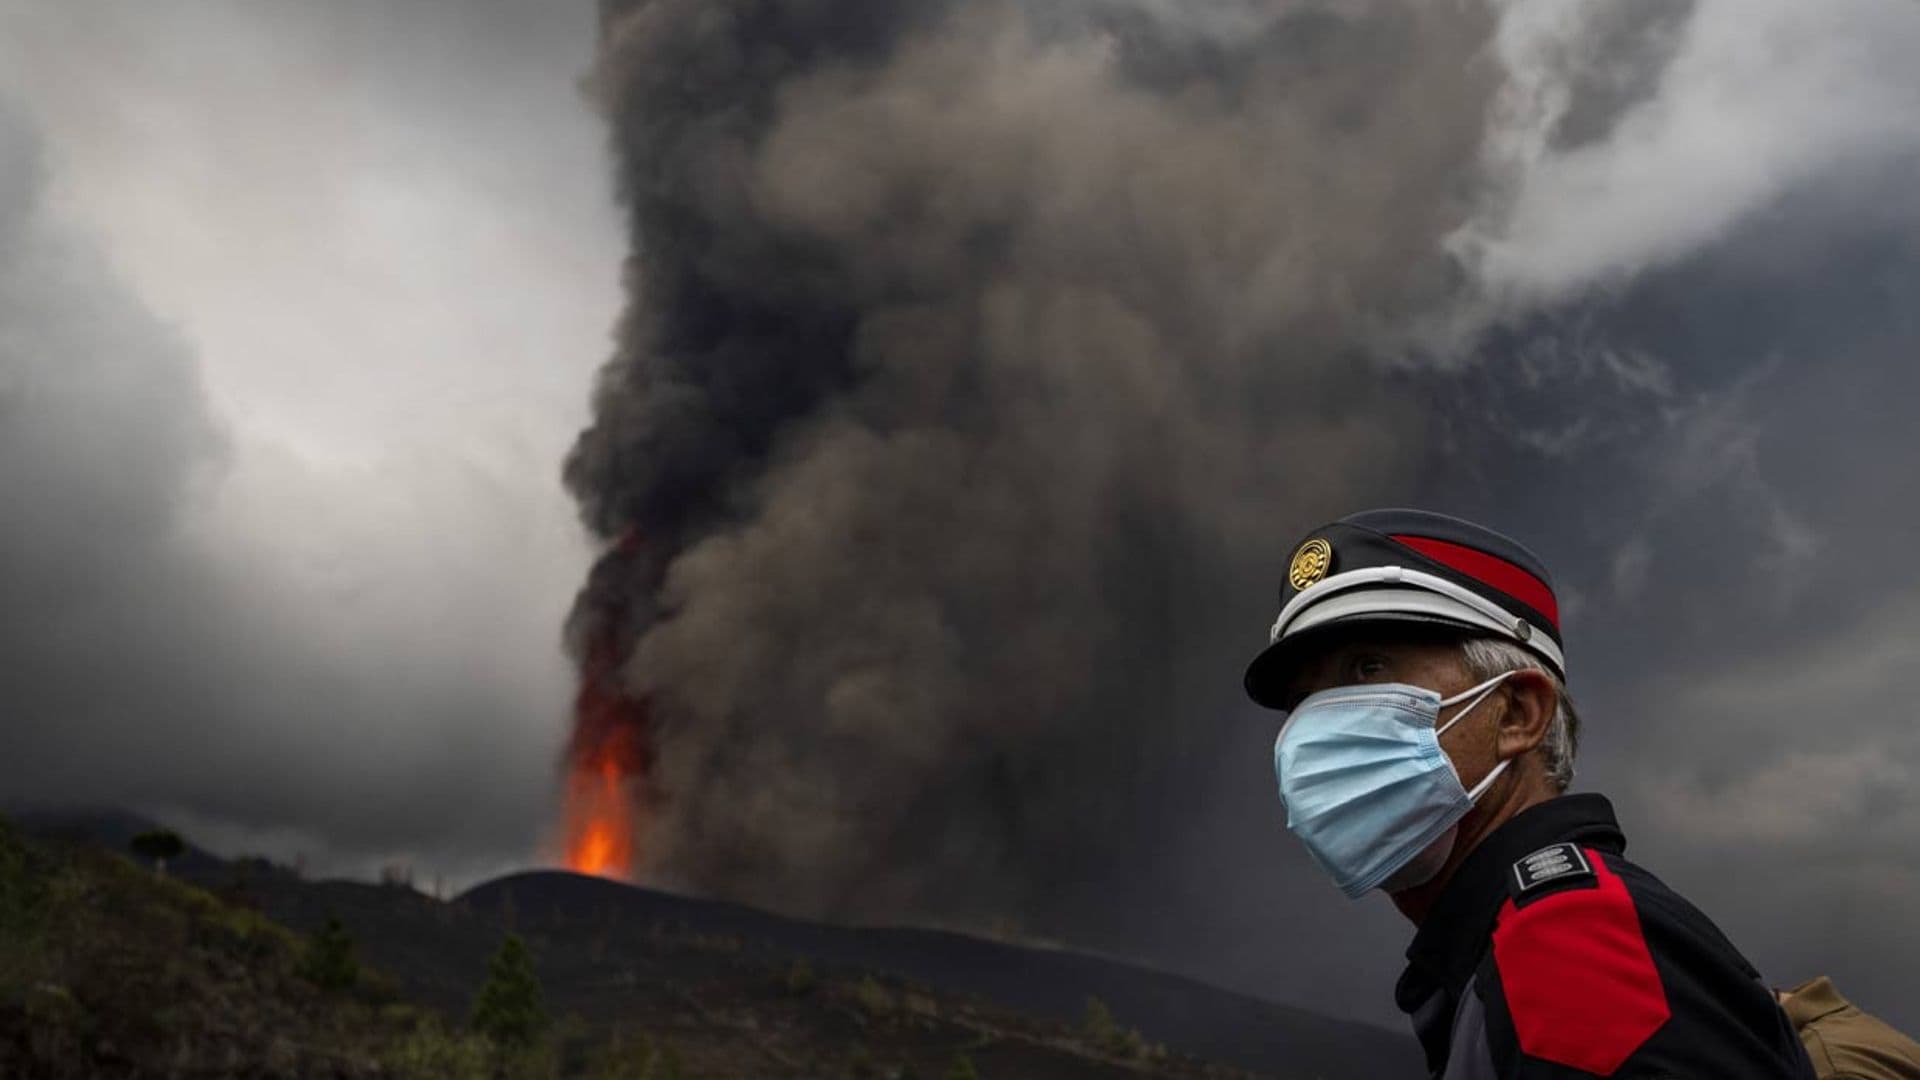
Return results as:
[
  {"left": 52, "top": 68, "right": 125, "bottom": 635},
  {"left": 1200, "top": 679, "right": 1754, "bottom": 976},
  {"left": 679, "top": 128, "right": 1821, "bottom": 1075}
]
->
[{"left": 1458, "top": 0, "right": 1920, "bottom": 311}]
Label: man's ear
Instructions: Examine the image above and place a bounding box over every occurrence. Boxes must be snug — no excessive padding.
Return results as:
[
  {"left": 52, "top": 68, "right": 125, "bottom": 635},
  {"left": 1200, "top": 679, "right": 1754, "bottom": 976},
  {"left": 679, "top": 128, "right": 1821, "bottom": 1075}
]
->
[{"left": 1495, "top": 668, "right": 1557, "bottom": 759}]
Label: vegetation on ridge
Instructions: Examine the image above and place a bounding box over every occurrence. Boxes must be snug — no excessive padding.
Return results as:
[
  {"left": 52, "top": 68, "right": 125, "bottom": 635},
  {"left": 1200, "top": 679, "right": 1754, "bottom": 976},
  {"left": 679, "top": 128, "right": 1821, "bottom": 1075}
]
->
[{"left": 0, "top": 816, "right": 1261, "bottom": 1077}]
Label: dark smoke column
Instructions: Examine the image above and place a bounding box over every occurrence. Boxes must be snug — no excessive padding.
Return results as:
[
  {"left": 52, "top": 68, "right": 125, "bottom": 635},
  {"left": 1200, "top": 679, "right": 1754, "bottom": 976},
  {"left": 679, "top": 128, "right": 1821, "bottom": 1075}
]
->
[
  {"left": 562, "top": 0, "right": 1499, "bottom": 933},
  {"left": 557, "top": 0, "right": 929, "bottom": 878}
]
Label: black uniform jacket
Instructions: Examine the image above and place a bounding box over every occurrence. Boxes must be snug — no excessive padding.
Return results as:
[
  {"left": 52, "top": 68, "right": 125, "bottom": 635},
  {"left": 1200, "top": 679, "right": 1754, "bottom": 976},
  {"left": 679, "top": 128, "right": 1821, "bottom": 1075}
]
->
[{"left": 1394, "top": 793, "right": 1816, "bottom": 1078}]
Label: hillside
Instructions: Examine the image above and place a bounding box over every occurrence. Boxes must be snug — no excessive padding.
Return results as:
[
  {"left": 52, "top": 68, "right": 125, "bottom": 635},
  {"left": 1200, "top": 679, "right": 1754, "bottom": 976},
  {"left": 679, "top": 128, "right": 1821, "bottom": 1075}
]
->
[
  {"left": 0, "top": 816, "right": 487, "bottom": 1078},
  {"left": 458, "top": 872, "right": 1417, "bottom": 1078},
  {"left": 4, "top": 810, "right": 1419, "bottom": 1078}
]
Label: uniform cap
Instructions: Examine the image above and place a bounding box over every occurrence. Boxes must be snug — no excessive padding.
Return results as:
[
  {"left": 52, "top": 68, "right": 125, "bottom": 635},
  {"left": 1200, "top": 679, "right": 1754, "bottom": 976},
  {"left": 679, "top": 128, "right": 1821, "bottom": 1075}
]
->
[{"left": 1244, "top": 508, "right": 1564, "bottom": 708}]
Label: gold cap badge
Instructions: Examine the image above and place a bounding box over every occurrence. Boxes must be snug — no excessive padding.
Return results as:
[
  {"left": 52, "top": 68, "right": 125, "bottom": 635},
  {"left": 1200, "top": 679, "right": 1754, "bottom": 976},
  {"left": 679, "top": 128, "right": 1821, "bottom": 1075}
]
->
[{"left": 1288, "top": 538, "right": 1333, "bottom": 591}]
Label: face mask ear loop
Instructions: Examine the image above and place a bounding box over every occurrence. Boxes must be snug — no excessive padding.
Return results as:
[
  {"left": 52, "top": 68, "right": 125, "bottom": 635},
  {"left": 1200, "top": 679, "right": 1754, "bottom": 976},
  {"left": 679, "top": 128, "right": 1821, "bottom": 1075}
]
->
[
  {"left": 1465, "top": 756, "right": 1512, "bottom": 801},
  {"left": 1441, "top": 671, "right": 1519, "bottom": 801},
  {"left": 1435, "top": 670, "right": 1514, "bottom": 738}
]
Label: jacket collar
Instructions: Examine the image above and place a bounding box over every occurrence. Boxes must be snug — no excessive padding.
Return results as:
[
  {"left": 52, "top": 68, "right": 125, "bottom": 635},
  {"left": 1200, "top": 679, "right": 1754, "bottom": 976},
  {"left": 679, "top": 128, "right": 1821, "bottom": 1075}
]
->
[
  {"left": 1779, "top": 976, "right": 1852, "bottom": 1028},
  {"left": 1395, "top": 793, "right": 1627, "bottom": 1015}
]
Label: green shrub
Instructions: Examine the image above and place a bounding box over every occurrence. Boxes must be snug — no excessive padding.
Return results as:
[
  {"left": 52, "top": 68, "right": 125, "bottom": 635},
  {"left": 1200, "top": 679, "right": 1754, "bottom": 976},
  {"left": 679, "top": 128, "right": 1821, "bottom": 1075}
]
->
[
  {"left": 0, "top": 820, "right": 50, "bottom": 990},
  {"left": 471, "top": 932, "right": 546, "bottom": 1049},
  {"left": 1117, "top": 1026, "right": 1163, "bottom": 1061},
  {"left": 298, "top": 915, "right": 359, "bottom": 992},
  {"left": 855, "top": 974, "right": 894, "bottom": 1017},
  {"left": 1083, "top": 996, "right": 1119, "bottom": 1046},
  {"left": 383, "top": 1015, "right": 492, "bottom": 1079},
  {"left": 1082, "top": 995, "right": 1160, "bottom": 1060}
]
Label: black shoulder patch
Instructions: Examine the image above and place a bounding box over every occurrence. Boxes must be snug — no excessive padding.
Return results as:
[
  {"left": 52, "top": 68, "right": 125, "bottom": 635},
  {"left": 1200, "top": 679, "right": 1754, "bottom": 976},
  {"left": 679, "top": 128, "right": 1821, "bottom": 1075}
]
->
[{"left": 1507, "top": 843, "right": 1597, "bottom": 907}]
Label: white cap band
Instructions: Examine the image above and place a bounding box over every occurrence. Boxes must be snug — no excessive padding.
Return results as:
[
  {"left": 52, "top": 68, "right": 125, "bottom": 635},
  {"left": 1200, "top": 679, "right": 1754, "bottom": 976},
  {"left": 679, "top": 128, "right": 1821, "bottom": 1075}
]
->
[{"left": 1268, "top": 565, "right": 1565, "bottom": 676}]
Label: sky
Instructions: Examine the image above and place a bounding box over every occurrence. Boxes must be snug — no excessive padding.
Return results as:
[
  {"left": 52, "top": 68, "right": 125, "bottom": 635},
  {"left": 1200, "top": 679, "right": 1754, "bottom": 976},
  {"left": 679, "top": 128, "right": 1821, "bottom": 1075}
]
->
[
  {"left": 2, "top": 0, "right": 1918, "bottom": 1033},
  {"left": 0, "top": 0, "right": 622, "bottom": 884}
]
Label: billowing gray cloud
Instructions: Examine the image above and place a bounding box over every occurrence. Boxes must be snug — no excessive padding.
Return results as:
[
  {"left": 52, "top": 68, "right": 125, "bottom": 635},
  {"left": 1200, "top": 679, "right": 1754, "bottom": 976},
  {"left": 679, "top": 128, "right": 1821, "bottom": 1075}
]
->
[{"left": 567, "top": 0, "right": 1493, "bottom": 936}]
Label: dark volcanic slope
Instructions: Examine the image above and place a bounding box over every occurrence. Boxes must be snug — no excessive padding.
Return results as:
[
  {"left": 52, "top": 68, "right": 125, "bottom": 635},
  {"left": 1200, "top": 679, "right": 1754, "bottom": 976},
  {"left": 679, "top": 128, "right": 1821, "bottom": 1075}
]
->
[
  {"left": 11, "top": 810, "right": 1415, "bottom": 1077},
  {"left": 461, "top": 871, "right": 1419, "bottom": 1079}
]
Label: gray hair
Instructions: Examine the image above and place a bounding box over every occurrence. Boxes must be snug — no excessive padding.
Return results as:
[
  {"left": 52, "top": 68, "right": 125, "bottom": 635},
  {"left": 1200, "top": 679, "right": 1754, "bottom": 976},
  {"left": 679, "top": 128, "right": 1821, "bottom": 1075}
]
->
[{"left": 1458, "top": 637, "right": 1580, "bottom": 793}]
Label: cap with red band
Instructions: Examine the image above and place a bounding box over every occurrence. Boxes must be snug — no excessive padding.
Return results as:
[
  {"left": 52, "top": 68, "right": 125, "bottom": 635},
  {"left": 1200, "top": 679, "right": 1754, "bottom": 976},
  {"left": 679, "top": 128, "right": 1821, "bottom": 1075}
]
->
[{"left": 1244, "top": 508, "right": 1566, "bottom": 709}]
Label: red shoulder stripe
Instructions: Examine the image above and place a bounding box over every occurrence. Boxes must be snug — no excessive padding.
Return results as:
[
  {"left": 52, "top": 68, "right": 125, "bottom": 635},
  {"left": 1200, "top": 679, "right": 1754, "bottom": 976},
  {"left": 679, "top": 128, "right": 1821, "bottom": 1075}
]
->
[{"left": 1491, "top": 849, "right": 1670, "bottom": 1076}]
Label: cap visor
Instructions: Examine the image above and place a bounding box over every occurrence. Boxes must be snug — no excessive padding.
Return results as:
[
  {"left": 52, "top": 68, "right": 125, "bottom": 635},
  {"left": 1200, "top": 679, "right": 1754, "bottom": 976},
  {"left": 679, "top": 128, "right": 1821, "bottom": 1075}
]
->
[{"left": 1242, "top": 613, "right": 1481, "bottom": 709}]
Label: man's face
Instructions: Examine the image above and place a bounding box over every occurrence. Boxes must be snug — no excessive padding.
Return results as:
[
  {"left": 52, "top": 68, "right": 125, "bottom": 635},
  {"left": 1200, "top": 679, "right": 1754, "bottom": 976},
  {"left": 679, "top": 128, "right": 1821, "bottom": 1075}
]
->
[
  {"left": 1277, "top": 628, "right": 1507, "bottom": 789},
  {"left": 1278, "top": 628, "right": 1475, "bottom": 708}
]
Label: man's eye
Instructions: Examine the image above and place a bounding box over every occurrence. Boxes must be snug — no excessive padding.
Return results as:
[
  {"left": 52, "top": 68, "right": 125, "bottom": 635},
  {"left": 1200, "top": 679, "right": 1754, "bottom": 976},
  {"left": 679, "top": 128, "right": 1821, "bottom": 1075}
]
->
[{"left": 1351, "top": 657, "right": 1388, "bottom": 680}]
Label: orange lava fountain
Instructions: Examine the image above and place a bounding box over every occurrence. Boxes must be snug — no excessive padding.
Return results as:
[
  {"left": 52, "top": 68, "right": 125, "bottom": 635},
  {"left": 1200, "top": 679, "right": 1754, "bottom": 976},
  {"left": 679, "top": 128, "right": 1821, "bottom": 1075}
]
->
[
  {"left": 561, "top": 613, "right": 650, "bottom": 879},
  {"left": 563, "top": 730, "right": 641, "bottom": 876}
]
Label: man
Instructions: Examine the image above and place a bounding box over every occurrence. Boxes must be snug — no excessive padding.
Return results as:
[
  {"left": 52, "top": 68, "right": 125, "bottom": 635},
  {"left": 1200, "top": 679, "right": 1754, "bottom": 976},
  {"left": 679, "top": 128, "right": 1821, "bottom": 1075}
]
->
[{"left": 1244, "top": 508, "right": 1815, "bottom": 1078}]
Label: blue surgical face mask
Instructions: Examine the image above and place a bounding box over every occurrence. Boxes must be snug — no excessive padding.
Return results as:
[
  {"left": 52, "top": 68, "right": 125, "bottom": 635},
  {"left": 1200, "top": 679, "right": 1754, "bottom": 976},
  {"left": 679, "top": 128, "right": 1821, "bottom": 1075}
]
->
[{"left": 1273, "top": 671, "right": 1515, "bottom": 899}]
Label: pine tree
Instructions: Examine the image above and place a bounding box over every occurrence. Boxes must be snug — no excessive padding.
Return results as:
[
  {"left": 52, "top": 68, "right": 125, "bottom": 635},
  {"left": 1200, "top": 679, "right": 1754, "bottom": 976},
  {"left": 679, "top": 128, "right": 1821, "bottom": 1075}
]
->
[
  {"left": 299, "top": 914, "right": 359, "bottom": 992},
  {"left": 470, "top": 932, "right": 546, "bottom": 1049}
]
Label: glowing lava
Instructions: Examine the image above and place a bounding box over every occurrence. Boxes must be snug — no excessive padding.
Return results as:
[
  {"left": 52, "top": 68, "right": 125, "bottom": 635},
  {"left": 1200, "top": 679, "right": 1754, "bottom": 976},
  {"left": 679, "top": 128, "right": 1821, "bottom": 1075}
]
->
[
  {"left": 564, "top": 734, "right": 638, "bottom": 877},
  {"left": 560, "top": 537, "right": 651, "bottom": 880}
]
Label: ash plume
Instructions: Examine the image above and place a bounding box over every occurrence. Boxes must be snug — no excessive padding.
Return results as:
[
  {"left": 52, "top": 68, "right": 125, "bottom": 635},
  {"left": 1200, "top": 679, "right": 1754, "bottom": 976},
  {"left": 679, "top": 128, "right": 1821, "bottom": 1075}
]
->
[{"left": 563, "top": 0, "right": 1504, "bottom": 929}]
